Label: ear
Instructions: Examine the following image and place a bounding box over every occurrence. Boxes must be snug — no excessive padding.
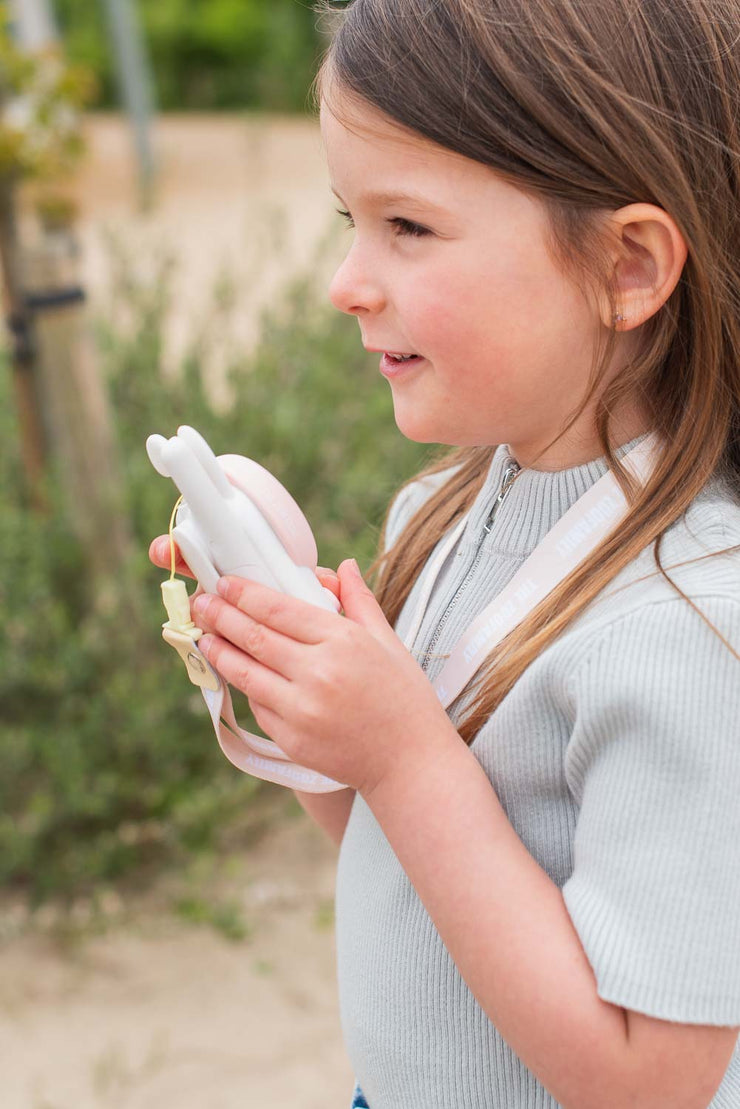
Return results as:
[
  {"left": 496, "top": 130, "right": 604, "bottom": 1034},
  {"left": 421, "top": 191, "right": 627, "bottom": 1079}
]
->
[{"left": 600, "top": 203, "right": 688, "bottom": 331}]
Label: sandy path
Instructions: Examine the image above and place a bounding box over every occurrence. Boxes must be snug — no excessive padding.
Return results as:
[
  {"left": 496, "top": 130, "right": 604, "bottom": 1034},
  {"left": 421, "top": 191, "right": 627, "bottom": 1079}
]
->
[{"left": 0, "top": 812, "right": 355, "bottom": 1109}]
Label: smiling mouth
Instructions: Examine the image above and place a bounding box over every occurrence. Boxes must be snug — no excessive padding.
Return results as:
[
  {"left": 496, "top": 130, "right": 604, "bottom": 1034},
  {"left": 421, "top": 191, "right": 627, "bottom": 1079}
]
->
[{"left": 379, "top": 352, "right": 426, "bottom": 378}]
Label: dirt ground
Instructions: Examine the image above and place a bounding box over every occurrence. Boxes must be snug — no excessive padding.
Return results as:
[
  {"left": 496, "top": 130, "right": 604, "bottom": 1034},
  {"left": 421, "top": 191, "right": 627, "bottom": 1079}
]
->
[
  {"left": 0, "top": 811, "right": 356, "bottom": 1109},
  {"left": 6, "top": 116, "right": 356, "bottom": 1109}
]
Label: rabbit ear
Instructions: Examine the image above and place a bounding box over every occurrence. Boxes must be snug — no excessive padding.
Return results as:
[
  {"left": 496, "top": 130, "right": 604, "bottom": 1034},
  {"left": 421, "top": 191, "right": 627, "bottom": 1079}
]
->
[
  {"left": 145, "top": 434, "right": 172, "bottom": 477},
  {"left": 176, "top": 426, "right": 233, "bottom": 498},
  {"left": 218, "top": 454, "right": 319, "bottom": 570}
]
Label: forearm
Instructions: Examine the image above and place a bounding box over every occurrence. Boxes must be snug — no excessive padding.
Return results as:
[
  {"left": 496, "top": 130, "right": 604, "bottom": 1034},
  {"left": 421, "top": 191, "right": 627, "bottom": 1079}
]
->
[
  {"left": 363, "top": 726, "right": 632, "bottom": 1109},
  {"left": 294, "top": 787, "right": 356, "bottom": 847}
]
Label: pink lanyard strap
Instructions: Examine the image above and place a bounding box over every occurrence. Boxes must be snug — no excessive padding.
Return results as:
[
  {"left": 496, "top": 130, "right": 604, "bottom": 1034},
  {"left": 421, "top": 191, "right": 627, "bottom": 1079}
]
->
[
  {"left": 161, "top": 626, "right": 345, "bottom": 791},
  {"left": 203, "top": 682, "right": 345, "bottom": 793},
  {"left": 405, "top": 434, "right": 661, "bottom": 710}
]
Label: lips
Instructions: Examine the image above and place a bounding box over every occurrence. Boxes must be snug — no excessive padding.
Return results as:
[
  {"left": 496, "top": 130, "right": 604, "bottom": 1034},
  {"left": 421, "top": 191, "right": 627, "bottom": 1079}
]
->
[{"left": 379, "top": 352, "right": 425, "bottom": 378}]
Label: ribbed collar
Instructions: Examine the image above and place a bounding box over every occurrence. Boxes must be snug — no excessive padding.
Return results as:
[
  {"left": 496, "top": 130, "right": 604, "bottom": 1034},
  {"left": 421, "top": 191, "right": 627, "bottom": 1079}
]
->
[{"left": 459, "top": 432, "right": 651, "bottom": 558}]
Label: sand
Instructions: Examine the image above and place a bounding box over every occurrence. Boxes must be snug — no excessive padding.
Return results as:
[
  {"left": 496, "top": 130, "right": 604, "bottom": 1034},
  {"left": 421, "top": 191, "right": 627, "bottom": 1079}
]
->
[{"left": 0, "top": 811, "right": 355, "bottom": 1109}]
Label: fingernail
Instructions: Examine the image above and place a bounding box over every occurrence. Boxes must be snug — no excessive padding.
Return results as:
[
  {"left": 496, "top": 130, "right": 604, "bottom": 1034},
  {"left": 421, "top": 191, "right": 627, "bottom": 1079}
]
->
[
  {"left": 350, "top": 559, "right": 362, "bottom": 576},
  {"left": 216, "top": 577, "right": 229, "bottom": 596},
  {"left": 193, "top": 594, "right": 211, "bottom": 615},
  {"left": 199, "top": 635, "right": 212, "bottom": 655}
]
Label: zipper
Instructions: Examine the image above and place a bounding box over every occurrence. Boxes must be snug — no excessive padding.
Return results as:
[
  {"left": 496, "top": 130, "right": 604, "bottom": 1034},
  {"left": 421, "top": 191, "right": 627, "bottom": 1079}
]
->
[{"left": 419, "top": 456, "right": 521, "bottom": 674}]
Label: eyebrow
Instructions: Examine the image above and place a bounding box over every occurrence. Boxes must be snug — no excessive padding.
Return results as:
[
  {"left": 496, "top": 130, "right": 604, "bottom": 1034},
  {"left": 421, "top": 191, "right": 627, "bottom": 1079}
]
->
[{"left": 331, "top": 186, "right": 451, "bottom": 216}]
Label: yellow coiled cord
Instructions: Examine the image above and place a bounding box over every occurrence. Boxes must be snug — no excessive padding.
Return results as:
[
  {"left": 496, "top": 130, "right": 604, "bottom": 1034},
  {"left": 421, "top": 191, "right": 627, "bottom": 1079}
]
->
[{"left": 168, "top": 495, "right": 184, "bottom": 579}]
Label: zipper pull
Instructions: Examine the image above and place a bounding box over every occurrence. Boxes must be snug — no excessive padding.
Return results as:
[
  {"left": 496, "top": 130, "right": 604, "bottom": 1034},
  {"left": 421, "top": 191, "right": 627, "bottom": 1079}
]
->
[{"left": 482, "top": 456, "right": 521, "bottom": 534}]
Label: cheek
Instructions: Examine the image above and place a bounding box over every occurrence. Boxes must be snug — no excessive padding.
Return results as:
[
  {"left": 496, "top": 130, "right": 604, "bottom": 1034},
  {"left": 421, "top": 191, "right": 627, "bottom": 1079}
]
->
[
  {"left": 411, "top": 243, "right": 537, "bottom": 343},
  {"left": 420, "top": 251, "right": 588, "bottom": 372},
  {"left": 412, "top": 274, "right": 535, "bottom": 379},
  {"left": 409, "top": 270, "right": 490, "bottom": 350}
]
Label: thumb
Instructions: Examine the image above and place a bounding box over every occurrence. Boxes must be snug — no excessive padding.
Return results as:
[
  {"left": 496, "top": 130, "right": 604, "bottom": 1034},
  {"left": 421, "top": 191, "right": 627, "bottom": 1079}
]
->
[{"left": 337, "top": 559, "right": 393, "bottom": 638}]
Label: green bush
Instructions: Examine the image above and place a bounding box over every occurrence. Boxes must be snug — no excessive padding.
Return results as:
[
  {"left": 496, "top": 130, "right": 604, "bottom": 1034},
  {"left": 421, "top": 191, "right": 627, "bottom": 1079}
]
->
[
  {"left": 53, "top": 0, "right": 331, "bottom": 112},
  {"left": 0, "top": 231, "right": 431, "bottom": 903}
]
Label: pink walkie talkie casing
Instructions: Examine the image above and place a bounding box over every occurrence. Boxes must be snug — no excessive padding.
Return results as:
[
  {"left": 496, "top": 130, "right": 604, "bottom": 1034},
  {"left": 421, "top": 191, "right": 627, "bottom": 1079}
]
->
[
  {"left": 146, "top": 425, "right": 339, "bottom": 611},
  {"left": 146, "top": 425, "right": 346, "bottom": 794}
]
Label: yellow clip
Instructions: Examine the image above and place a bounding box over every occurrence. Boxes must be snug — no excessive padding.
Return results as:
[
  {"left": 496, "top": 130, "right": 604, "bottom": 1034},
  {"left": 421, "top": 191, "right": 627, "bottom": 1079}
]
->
[
  {"left": 162, "top": 626, "right": 221, "bottom": 692},
  {"left": 159, "top": 578, "right": 220, "bottom": 692}
]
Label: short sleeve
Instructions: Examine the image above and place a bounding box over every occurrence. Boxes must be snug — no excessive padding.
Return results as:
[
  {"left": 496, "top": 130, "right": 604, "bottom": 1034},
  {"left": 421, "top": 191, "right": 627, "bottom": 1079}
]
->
[{"left": 562, "top": 596, "right": 740, "bottom": 1025}]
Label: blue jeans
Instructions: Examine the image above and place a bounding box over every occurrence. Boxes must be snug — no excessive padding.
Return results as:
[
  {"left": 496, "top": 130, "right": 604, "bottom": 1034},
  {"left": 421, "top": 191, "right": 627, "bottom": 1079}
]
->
[{"left": 351, "top": 1084, "right": 370, "bottom": 1108}]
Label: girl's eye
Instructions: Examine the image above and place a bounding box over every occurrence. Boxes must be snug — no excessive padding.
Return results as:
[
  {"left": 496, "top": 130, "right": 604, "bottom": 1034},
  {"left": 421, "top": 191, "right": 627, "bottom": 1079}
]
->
[
  {"left": 387, "top": 216, "right": 430, "bottom": 238},
  {"left": 335, "top": 208, "right": 431, "bottom": 238}
]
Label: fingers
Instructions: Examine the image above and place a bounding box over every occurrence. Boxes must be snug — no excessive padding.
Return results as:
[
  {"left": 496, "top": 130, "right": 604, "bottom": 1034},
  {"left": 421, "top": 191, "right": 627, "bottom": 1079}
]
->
[
  {"left": 246, "top": 698, "right": 285, "bottom": 740},
  {"left": 149, "top": 541, "right": 333, "bottom": 599},
  {"left": 316, "top": 566, "right": 340, "bottom": 599},
  {"left": 217, "top": 576, "right": 340, "bottom": 644},
  {"left": 199, "top": 633, "right": 291, "bottom": 712},
  {"left": 194, "top": 593, "right": 304, "bottom": 680},
  {"left": 148, "top": 536, "right": 195, "bottom": 579}
]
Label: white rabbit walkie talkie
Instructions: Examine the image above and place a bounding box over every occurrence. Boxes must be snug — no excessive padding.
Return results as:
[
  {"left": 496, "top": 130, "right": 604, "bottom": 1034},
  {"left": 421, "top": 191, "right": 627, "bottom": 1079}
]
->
[{"left": 146, "top": 425, "right": 345, "bottom": 794}]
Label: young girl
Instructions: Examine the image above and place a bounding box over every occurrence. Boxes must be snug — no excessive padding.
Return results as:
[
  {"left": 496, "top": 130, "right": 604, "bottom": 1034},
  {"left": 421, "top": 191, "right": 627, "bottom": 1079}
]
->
[{"left": 151, "top": 0, "right": 740, "bottom": 1104}]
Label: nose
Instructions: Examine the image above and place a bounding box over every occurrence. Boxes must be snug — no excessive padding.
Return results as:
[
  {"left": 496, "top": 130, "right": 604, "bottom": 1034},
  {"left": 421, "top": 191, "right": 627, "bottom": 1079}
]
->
[{"left": 328, "top": 241, "right": 386, "bottom": 317}]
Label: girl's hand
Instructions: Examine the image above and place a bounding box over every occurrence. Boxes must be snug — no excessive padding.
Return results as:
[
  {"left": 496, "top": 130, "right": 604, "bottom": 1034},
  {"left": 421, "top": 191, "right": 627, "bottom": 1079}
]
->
[
  {"left": 147, "top": 535, "right": 341, "bottom": 604},
  {"left": 190, "top": 561, "right": 459, "bottom": 795},
  {"left": 149, "top": 535, "right": 195, "bottom": 580}
]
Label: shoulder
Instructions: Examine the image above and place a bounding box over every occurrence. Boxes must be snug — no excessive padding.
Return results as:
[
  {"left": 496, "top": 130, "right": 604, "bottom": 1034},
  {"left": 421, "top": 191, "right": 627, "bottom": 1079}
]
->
[
  {"left": 384, "top": 464, "right": 463, "bottom": 551},
  {"left": 539, "top": 478, "right": 740, "bottom": 713},
  {"left": 569, "top": 477, "right": 740, "bottom": 646}
]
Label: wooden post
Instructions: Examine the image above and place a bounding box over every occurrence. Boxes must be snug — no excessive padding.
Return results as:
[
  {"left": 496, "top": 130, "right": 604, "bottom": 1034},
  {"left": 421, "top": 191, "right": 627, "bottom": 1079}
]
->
[
  {"left": 3, "top": 0, "right": 140, "bottom": 610},
  {"left": 22, "top": 219, "right": 137, "bottom": 603},
  {"left": 0, "top": 181, "right": 48, "bottom": 509}
]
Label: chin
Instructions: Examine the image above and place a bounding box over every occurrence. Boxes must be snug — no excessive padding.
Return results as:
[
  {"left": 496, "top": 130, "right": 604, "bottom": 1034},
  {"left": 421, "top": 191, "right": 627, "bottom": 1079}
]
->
[
  {"left": 392, "top": 411, "right": 441, "bottom": 444},
  {"left": 392, "top": 405, "right": 473, "bottom": 446},
  {"left": 389, "top": 393, "right": 437, "bottom": 440}
]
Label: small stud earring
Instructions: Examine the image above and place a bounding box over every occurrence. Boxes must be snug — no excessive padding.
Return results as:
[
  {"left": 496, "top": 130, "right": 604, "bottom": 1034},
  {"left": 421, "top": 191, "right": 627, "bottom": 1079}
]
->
[{"left": 613, "top": 312, "right": 628, "bottom": 325}]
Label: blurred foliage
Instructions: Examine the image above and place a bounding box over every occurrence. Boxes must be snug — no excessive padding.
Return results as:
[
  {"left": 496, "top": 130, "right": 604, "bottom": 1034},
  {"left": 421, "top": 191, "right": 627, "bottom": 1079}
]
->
[
  {"left": 0, "top": 3, "right": 96, "bottom": 182},
  {"left": 54, "top": 0, "right": 333, "bottom": 112},
  {"left": 0, "top": 233, "right": 432, "bottom": 904}
]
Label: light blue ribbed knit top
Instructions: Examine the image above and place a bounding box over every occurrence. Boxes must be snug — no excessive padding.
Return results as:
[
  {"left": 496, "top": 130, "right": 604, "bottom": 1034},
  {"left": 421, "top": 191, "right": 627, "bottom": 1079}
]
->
[{"left": 335, "top": 436, "right": 740, "bottom": 1108}]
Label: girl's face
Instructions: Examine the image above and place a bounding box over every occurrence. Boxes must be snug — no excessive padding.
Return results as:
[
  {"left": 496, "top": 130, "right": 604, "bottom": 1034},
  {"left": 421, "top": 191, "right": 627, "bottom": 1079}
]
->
[{"left": 321, "top": 94, "right": 644, "bottom": 467}]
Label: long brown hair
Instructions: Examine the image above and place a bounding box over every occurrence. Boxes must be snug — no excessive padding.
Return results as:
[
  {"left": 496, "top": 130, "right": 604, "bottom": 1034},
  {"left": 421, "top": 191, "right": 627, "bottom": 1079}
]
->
[{"left": 313, "top": 0, "right": 740, "bottom": 742}]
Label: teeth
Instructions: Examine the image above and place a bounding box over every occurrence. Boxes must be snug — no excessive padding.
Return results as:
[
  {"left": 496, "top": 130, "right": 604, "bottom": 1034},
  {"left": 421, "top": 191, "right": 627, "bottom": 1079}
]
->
[{"left": 388, "top": 352, "right": 417, "bottom": 361}]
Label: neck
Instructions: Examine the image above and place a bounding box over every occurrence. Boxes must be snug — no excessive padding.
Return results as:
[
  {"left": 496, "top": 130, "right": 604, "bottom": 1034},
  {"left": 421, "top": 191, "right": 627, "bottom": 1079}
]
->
[{"left": 507, "top": 409, "right": 653, "bottom": 472}]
